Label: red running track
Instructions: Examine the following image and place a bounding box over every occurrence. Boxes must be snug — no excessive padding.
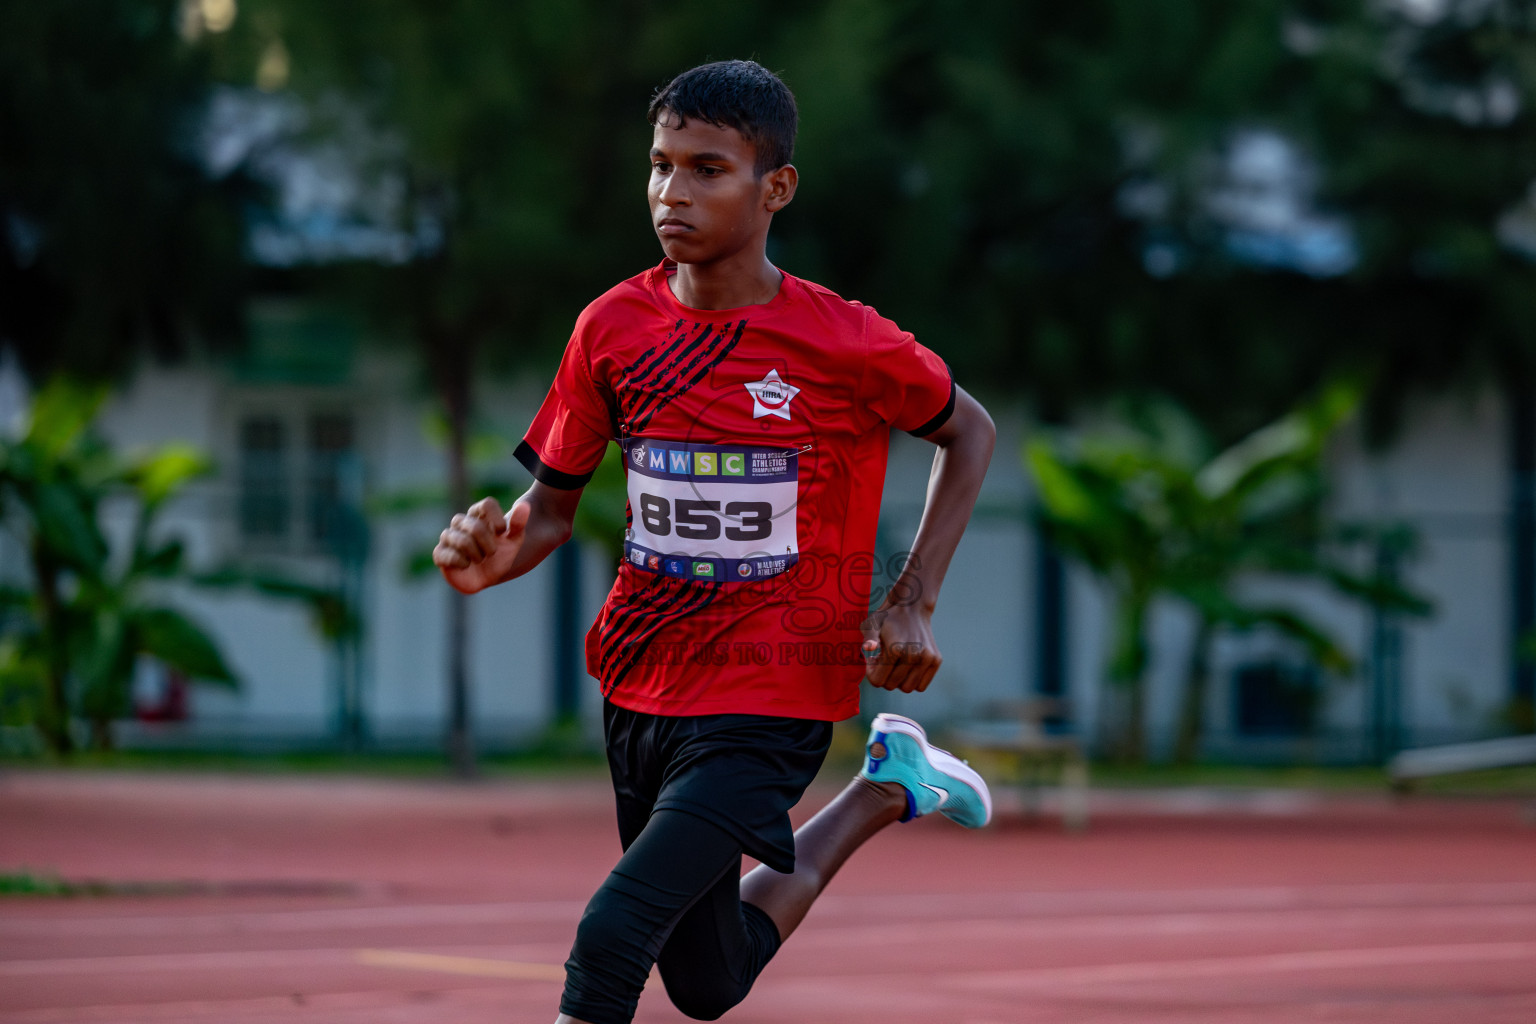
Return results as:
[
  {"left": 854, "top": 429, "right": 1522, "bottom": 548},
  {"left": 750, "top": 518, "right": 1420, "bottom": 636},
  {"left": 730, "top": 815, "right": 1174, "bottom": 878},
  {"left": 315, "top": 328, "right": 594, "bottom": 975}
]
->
[{"left": 2, "top": 770, "right": 1534, "bottom": 1023}]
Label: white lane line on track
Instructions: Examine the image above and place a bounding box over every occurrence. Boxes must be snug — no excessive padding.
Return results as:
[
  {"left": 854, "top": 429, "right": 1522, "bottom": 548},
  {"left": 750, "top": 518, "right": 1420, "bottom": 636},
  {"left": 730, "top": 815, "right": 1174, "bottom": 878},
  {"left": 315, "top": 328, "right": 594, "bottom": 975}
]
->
[
  {"left": 0, "top": 948, "right": 358, "bottom": 977},
  {"left": 811, "top": 881, "right": 1536, "bottom": 920},
  {"left": 0, "top": 946, "right": 567, "bottom": 979},
  {"left": 354, "top": 949, "right": 564, "bottom": 982},
  {"left": 7, "top": 937, "right": 1534, "bottom": 989},
  {"left": 7, "top": 881, "right": 1536, "bottom": 940},
  {"left": 0, "top": 898, "right": 587, "bottom": 939},
  {"left": 952, "top": 940, "right": 1536, "bottom": 991},
  {"left": 794, "top": 901, "right": 1536, "bottom": 947}
]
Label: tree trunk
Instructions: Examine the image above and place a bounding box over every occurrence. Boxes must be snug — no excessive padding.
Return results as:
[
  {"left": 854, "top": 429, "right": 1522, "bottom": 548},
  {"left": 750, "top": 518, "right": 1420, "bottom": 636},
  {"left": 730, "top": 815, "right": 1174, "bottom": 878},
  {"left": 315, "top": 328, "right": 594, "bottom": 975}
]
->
[
  {"left": 1108, "top": 590, "right": 1150, "bottom": 763},
  {"left": 553, "top": 538, "right": 581, "bottom": 725},
  {"left": 33, "top": 547, "right": 72, "bottom": 755},
  {"left": 1124, "top": 672, "right": 1145, "bottom": 764},
  {"left": 444, "top": 360, "right": 477, "bottom": 779},
  {"left": 1174, "top": 615, "right": 1216, "bottom": 765},
  {"left": 433, "top": 323, "right": 479, "bottom": 780}
]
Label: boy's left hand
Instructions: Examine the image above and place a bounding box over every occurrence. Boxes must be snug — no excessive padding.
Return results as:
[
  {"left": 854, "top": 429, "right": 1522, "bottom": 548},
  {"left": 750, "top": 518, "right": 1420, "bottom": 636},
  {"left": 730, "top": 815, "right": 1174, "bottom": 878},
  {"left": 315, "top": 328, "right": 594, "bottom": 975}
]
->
[{"left": 862, "top": 604, "right": 940, "bottom": 693}]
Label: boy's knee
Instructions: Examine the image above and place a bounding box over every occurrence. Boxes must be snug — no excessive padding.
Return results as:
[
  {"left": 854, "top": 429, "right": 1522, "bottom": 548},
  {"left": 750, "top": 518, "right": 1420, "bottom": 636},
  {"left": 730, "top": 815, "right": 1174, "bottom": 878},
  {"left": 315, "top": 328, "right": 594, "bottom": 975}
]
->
[
  {"left": 562, "top": 882, "right": 659, "bottom": 1024},
  {"left": 569, "top": 905, "right": 623, "bottom": 962},
  {"left": 569, "top": 880, "right": 653, "bottom": 967},
  {"left": 661, "top": 972, "right": 746, "bottom": 1021}
]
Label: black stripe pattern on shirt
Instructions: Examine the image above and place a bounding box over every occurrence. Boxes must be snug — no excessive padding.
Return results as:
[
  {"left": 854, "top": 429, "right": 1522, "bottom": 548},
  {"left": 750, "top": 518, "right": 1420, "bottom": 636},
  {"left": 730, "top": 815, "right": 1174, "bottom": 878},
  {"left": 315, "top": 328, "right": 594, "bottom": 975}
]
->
[
  {"left": 595, "top": 573, "right": 723, "bottom": 695},
  {"left": 619, "top": 319, "right": 748, "bottom": 432},
  {"left": 589, "top": 315, "right": 753, "bottom": 690}
]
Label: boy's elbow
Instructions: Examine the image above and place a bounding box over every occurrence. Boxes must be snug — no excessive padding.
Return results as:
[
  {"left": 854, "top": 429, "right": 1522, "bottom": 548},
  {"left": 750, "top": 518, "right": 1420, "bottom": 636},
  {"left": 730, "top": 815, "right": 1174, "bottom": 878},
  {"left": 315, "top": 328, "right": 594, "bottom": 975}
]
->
[
  {"left": 946, "top": 387, "right": 995, "bottom": 453},
  {"left": 927, "top": 388, "right": 992, "bottom": 453},
  {"left": 973, "top": 400, "right": 996, "bottom": 446}
]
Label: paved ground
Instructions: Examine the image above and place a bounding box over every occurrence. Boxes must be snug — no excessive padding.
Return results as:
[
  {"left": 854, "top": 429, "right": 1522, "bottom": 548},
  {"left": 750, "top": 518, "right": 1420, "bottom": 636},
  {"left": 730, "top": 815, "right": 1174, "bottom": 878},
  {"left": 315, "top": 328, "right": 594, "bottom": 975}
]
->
[{"left": 2, "top": 770, "right": 1535, "bottom": 1023}]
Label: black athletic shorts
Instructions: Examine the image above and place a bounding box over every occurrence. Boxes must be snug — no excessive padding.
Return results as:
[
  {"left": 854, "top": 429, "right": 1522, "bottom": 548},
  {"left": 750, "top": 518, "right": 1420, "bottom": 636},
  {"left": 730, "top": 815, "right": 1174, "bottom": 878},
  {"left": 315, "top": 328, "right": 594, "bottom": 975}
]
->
[{"left": 602, "top": 700, "right": 834, "bottom": 873}]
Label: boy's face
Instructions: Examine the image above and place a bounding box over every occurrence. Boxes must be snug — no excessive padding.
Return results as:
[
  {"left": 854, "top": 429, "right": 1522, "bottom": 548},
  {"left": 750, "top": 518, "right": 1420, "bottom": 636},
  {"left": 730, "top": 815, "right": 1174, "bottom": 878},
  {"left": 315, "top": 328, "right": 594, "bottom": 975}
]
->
[{"left": 648, "top": 114, "right": 793, "bottom": 266}]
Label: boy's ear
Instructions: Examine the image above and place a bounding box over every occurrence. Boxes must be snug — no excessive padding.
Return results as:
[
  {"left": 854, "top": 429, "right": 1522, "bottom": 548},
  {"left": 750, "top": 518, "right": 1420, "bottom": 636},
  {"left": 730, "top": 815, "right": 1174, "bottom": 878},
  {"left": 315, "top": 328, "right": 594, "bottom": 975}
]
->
[{"left": 764, "top": 164, "right": 798, "bottom": 213}]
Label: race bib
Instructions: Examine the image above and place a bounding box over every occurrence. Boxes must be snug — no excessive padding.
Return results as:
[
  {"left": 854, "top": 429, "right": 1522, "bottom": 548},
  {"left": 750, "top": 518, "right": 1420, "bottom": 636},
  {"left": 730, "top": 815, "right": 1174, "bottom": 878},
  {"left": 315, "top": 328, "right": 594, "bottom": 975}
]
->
[{"left": 621, "top": 437, "right": 799, "bottom": 582}]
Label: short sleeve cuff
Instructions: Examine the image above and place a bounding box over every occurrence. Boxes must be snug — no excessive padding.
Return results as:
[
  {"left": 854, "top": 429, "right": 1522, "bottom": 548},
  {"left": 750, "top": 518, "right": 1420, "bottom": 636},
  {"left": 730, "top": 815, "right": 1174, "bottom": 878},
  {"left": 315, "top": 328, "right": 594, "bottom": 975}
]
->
[
  {"left": 515, "top": 440, "right": 595, "bottom": 489},
  {"left": 906, "top": 376, "right": 957, "bottom": 438}
]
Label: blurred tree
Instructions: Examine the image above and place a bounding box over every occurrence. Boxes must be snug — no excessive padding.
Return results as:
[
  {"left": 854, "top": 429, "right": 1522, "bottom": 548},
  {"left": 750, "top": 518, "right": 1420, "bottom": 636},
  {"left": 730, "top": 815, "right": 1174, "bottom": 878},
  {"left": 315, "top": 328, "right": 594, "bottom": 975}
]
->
[
  {"left": 0, "top": 379, "right": 237, "bottom": 753},
  {"left": 749, "top": 0, "right": 1536, "bottom": 439},
  {"left": 185, "top": 0, "right": 1534, "bottom": 760},
  {"left": 372, "top": 440, "right": 626, "bottom": 745},
  {"left": 209, "top": 0, "right": 815, "bottom": 773},
  {"left": 1027, "top": 383, "right": 1430, "bottom": 762},
  {"left": 8, "top": 1, "right": 1533, "bottom": 460},
  {"left": 0, "top": 378, "right": 356, "bottom": 753},
  {"left": 0, "top": 0, "right": 254, "bottom": 379}
]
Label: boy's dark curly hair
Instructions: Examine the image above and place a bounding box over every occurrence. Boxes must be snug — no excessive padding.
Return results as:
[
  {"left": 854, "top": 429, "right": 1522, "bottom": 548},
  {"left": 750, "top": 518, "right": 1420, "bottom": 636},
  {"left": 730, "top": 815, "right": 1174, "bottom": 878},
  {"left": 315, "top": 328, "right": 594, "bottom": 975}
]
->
[{"left": 648, "top": 60, "right": 798, "bottom": 177}]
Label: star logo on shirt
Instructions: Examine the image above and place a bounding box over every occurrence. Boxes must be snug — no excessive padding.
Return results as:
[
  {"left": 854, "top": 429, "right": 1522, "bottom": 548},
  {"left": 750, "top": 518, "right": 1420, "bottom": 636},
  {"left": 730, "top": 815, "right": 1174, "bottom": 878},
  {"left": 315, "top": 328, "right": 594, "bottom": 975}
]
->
[{"left": 744, "top": 369, "right": 801, "bottom": 421}]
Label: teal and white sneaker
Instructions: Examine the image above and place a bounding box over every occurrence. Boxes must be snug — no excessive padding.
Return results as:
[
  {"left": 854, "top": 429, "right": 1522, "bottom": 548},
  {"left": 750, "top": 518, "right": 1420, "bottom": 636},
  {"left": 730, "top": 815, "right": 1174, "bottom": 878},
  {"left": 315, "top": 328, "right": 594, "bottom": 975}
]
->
[{"left": 860, "top": 713, "right": 992, "bottom": 828}]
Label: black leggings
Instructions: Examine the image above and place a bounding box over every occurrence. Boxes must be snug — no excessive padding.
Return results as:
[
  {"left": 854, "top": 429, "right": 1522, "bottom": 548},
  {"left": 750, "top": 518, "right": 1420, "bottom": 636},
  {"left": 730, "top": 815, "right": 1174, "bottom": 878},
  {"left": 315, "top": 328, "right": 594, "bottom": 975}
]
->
[{"left": 560, "top": 809, "right": 782, "bottom": 1024}]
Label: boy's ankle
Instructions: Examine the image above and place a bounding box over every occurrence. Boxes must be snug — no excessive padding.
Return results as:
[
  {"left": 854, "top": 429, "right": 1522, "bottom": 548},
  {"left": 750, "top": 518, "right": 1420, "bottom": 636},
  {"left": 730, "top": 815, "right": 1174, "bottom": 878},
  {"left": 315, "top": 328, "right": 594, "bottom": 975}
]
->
[{"left": 853, "top": 775, "right": 910, "bottom": 818}]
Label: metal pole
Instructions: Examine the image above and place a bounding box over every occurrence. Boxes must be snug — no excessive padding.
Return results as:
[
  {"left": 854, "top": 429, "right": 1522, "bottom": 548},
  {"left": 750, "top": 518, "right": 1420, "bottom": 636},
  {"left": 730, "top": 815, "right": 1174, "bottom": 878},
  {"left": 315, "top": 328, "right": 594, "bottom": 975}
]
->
[
  {"left": 1371, "top": 535, "right": 1404, "bottom": 759},
  {"left": 554, "top": 539, "right": 581, "bottom": 723},
  {"left": 1510, "top": 384, "right": 1536, "bottom": 715},
  {"left": 446, "top": 589, "right": 475, "bottom": 775},
  {"left": 1034, "top": 536, "right": 1065, "bottom": 701}
]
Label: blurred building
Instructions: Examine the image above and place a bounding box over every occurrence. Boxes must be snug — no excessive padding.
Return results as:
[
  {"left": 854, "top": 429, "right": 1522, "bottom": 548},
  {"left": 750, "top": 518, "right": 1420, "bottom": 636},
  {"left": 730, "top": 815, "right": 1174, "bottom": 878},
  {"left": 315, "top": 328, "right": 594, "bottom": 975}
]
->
[
  {"left": 75, "top": 303, "right": 612, "bottom": 753},
  {"left": 61, "top": 306, "right": 1523, "bottom": 762}
]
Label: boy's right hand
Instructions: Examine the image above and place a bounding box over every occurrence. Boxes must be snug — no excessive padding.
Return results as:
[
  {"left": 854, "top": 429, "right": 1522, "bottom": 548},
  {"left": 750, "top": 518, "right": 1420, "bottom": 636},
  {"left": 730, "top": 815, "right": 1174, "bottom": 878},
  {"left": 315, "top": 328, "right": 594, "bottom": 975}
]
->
[{"left": 434, "top": 496, "right": 530, "bottom": 594}]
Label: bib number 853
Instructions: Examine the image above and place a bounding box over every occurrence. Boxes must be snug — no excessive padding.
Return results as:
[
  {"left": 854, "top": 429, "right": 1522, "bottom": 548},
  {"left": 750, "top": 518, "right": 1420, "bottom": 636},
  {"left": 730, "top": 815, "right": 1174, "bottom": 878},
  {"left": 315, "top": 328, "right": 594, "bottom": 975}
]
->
[{"left": 638, "top": 494, "right": 772, "bottom": 542}]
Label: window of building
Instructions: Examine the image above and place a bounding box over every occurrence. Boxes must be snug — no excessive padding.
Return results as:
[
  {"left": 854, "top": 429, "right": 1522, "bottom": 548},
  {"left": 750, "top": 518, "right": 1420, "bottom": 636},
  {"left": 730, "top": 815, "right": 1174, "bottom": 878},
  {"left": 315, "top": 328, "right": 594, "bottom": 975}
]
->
[
  {"left": 236, "top": 408, "right": 360, "bottom": 556},
  {"left": 238, "top": 416, "right": 290, "bottom": 540},
  {"left": 306, "top": 413, "right": 356, "bottom": 549},
  {"left": 1232, "top": 660, "right": 1319, "bottom": 737}
]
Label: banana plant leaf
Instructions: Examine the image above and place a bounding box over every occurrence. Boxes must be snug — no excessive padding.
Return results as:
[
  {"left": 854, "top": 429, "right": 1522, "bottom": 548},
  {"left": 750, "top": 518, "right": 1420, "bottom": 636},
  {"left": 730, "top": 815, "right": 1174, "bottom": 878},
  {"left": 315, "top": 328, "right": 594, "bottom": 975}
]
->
[{"left": 133, "top": 607, "right": 238, "bottom": 685}]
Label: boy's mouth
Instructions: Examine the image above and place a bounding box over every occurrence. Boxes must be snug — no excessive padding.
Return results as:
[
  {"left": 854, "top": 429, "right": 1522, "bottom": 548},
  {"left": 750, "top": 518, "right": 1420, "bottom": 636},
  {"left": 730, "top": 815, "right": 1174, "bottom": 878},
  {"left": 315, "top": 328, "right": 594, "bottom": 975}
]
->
[{"left": 656, "top": 218, "right": 694, "bottom": 236}]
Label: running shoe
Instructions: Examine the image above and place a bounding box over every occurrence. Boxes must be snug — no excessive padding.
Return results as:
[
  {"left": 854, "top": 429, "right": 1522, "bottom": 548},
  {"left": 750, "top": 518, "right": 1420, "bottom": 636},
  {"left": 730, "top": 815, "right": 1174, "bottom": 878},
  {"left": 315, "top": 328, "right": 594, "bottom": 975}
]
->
[{"left": 859, "top": 713, "right": 992, "bottom": 828}]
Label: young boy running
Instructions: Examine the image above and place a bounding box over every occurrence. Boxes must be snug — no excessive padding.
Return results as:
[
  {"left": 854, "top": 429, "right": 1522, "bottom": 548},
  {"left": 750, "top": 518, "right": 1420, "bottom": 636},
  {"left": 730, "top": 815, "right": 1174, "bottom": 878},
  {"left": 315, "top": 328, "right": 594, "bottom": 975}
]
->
[{"left": 434, "top": 59, "right": 996, "bottom": 1024}]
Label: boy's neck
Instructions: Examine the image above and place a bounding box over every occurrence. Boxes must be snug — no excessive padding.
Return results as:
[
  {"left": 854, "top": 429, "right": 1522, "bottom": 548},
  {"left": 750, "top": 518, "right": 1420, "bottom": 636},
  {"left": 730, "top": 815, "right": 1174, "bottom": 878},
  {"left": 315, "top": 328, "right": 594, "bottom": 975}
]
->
[{"left": 667, "top": 254, "right": 783, "bottom": 310}]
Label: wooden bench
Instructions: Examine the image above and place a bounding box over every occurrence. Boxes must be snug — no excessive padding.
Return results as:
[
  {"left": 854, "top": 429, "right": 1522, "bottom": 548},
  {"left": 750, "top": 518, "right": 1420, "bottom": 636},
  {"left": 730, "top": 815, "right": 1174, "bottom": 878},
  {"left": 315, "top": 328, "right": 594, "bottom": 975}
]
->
[{"left": 948, "top": 699, "right": 1090, "bottom": 832}]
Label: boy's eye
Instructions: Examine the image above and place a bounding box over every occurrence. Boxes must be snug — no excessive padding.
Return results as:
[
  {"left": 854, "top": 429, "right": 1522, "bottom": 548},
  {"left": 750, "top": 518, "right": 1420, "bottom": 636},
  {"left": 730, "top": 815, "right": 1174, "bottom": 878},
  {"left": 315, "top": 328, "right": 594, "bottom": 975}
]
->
[
  {"left": 698, "top": 166, "right": 721, "bottom": 177},
  {"left": 652, "top": 161, "right": 671, "bottom": 173}
]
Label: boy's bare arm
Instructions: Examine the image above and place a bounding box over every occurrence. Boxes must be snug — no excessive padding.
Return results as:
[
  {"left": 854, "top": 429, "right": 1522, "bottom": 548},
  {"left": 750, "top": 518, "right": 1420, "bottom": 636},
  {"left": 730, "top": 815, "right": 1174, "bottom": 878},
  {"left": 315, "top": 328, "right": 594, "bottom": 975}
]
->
[
  {"left": 434, "top": 481, "right": 583, "bottom": 594},
  {"left": 864, "top": 385, "right": 996, "bottom": 694}
]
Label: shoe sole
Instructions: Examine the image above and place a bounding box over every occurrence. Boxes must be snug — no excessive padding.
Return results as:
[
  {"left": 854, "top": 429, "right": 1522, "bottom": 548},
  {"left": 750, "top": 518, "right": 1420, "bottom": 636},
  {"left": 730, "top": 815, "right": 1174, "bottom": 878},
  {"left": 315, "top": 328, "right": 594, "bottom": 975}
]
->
[{"left": 871, "top": 713, "right": 993, "bottom": 827}]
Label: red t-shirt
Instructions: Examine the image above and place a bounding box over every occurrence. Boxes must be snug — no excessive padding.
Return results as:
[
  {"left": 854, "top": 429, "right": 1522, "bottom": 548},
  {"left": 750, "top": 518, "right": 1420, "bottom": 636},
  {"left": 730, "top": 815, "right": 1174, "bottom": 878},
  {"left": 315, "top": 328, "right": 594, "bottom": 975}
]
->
[{"left": 516, "top": 261, "right": 954, "bottom": 721}]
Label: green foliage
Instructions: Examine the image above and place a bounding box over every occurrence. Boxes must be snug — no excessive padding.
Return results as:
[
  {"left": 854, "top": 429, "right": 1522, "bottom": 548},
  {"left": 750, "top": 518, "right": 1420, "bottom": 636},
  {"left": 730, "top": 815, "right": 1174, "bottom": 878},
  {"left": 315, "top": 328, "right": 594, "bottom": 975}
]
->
[
  {"left": 0, "top": 872, "right": 78, "bottom": 897},
  {"left": 0, "top": 378, "right": 240, "bottom": 753},
  {"left": 571, "top": 445, "right": 629, "bottom": 562},
  {"left": 1028, "top": 382, "right": 1431, "bottom": 761},
  {"left": 7, "top": 1, "right": 1536, "bottom": 436},
  {"left": 193, "top": 566, "right": 359, "bottom": 642},
  {"left": 380, "top": 440, "right": 628, "bottom": 580},
  {"left": 0, "top": 0, "right": 252, "bottom": 380}
]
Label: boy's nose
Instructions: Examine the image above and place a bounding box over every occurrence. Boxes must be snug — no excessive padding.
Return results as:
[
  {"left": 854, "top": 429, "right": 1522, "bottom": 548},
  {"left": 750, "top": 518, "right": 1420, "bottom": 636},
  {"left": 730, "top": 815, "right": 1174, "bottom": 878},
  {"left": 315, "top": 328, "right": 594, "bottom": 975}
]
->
[{"left": 657, "top": 175, "right": 690, "bottom": 206}]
